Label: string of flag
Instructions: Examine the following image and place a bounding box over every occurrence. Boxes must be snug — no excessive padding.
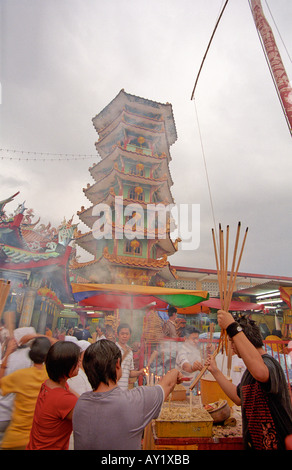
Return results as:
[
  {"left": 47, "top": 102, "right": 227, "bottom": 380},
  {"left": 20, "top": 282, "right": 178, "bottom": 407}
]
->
[{"left": 0, "top": 148, "right": 98, "bottom": 162}]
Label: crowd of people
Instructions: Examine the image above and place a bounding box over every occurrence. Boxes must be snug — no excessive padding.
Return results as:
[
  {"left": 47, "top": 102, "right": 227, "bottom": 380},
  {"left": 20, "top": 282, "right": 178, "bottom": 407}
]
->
[
  {"left": 0, "top": 306, "right": 292, "bottom": 451},
  {"left": 0, "top": 314, "right": 183, "bottom": 450}
]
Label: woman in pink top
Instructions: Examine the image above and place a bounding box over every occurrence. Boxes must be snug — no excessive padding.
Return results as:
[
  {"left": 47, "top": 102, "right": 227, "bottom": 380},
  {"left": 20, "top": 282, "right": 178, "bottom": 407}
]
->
[{"left": 27, "top": 341, "right": 80, "bottom": 450}]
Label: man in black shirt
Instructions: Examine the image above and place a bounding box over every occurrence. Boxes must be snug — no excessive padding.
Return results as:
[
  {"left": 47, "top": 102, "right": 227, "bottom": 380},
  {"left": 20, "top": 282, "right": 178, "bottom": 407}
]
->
[
  {"left": 82, "top": 324, "right": 92, "bottom": 341},
  {"left": 73, "top": 324, "right": 84, "bottom": 341},
  {"left": 206, "top": 310, "right": 292, "bottom": 450},
  {"left": 73, "top": 324, "right": 92, "bottom": 341}
]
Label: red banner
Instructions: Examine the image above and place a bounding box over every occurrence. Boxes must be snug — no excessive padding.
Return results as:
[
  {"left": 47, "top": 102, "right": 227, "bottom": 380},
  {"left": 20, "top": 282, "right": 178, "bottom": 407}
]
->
[{"left": 251, "top": 0, "right": 292, "bottom": 133}]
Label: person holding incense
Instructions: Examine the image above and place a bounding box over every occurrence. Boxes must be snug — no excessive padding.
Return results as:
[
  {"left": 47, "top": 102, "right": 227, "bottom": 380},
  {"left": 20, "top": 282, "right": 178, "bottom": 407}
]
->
[
  {"left": 72, "top": 339, "right": 182, "bottom": 450},
  {"left": 116, "top": 323, "right": 144, "bottom": 390},
  {"left": 176, "top": 327, "right": 203, "bottom": 385},
  {"left": 162, "top": 306, "right": 178, "bottom": 338},
  {"left": 205, "top": 310, "right": 292, "bottom": 450}
]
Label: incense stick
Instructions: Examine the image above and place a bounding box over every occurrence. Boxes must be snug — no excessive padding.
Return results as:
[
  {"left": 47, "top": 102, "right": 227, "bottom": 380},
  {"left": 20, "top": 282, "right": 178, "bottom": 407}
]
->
[
  {"left": 212, "top": 229, "right": 223, "bottom": 308},
  {"left": 225, "top": 227, "right": 249, "bottom": 311},
  {"left": 219, "top": 224, "right": 225, "bottom": 308},
  {"left": 227, "top": 341, "right": 232, "bottom": 378},
  {"left": 189, "top": 349, "right": 218, "bottom": 391},
  {"left": 224, "top": 222, "right": 241, "bottom": 310}
]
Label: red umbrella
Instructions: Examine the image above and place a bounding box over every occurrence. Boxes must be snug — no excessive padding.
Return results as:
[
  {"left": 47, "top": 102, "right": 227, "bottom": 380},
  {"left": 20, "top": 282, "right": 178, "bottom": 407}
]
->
[
  {"left": 79, "top": 293, "right": 168, "bottom": 310},
  {"left": 200, "top": 298, "right": 264, "bottom": 311}
]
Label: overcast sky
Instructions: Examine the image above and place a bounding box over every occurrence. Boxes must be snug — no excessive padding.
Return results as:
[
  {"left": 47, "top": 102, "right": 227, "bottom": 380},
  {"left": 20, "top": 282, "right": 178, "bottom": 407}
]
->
[{"left": 1, "top": 0, "right": 292, "bottom": 278}]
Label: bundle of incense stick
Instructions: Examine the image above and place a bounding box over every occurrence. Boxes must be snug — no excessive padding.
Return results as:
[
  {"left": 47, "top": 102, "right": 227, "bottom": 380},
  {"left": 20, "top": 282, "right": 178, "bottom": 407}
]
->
[
  {"left": 189, "top": 222, "right": 248, "bottom": 391},
  {"left": 212, "top": 222, "right": 248, "bottom": 353},
  {"left": 212, "top": 222, "right": 248, "bottom": 313}
]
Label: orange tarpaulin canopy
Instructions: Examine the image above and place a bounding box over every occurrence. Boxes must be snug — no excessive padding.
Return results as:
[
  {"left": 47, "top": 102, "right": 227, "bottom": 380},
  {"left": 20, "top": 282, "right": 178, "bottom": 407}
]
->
[
  {"left": 178, "top": 298, "right": 263, "bottom": 314},
  {"left": 177, "top": 305, "right": 210, "bottom": 314}
]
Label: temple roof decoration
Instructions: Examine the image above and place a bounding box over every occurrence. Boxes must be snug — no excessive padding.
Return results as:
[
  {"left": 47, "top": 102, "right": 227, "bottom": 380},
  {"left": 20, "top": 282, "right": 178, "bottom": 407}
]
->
[
  {"left": 1, "top": 245, "right": 61, "bottom": 264},
  {"left": 102, "top": 246, "right": 169, "bottom": 268},
  {"left": 37, "top": 286, "right": 64, "bottom": 307},
  {"left": 0, "top": 192, "right": 77, "bottom": 301}
]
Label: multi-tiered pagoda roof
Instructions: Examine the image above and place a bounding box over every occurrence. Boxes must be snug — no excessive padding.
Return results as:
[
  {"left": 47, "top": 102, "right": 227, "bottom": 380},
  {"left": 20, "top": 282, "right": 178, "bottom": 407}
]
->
[{"left": 71, "top": 90, "right": 180, "bottom": 286}]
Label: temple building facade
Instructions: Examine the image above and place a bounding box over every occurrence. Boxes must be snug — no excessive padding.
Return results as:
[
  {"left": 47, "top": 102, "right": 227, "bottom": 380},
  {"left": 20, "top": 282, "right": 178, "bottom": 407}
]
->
[
  {"left": 0, "top": 192, "right": 77, "bottom": 332},
  {"left": 71, "top": 89, "right": 181, "bottom": 287}
]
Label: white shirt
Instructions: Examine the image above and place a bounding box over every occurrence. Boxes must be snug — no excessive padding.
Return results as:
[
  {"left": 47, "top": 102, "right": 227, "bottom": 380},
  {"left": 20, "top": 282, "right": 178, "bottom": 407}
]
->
[
  {"left": 95, "top": 335, "right": 106, "bottom": 341},
  {"left": 175, "top": 341, "right": 202, "bottom": 378},
  {"left": 215, "top": 353, "right": 246, "bottom": 385},
  {"left": 116, "top": 342, "right": 134, "bottom": 391},
  {"left": 67, "top": 369, "right": 92, "bottom": 395}
]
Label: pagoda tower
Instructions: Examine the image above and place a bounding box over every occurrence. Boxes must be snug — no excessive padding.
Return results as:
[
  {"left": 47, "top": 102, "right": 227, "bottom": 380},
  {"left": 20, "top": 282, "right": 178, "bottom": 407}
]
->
[{"left": 71, "top": 90, "right": 180, "bottom": 286}]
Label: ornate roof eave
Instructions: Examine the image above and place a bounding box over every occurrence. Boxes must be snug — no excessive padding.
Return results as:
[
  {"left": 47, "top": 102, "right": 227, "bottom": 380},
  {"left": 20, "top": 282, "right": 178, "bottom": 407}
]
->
[
  {"left": 89, "top": 146, "right": 171, "bottom": 183},
  {"left": 91, "top": 165, "right": 170, "bottom": 188},
  {"left": 0, "top": 214, "right": 25, "bottom": 249},
  {"left": 154, "top": 181, "right": 174, "bottom": 205},
  {"left": 92, "top": 89, "right": 177, "bottom": 146},
  {"left": 102, "top": 246, "right": 169, "bottom": 269},
  {"left": 94, "top": 119, "right": 169, "bottom": 160},
  {"left": 20, "top": 226, "right": 58, "bottom": 251},
  {"left": 0, "top": 244, "right": 72, "bottom": 271},
  {"left": 74, "top": 220, "right": 174, "bottom": 242},
  {"left": 77, "top": 194, "right": 173, "bottom": 230},
  {"left": 96, "top": 107, "right": 166, "bottom": 142},
  {"left": 83, "top": 190, "right": 174, "bottom": 215},
  {"left": 20, "top": 217, "right": 41, "bottom": 230},
  {"left": 69, "top": 256, "right": 165, "bottom": 285},
  {"left": 69, "top": 256, "right": 100, "bottom": 273},
  {"left": 77, "top": 192, "right": 116, "bottom": 228},
  {"left": 70, "top": 247, "right": 170, "bottom": 272},
  {"left": 0, "top": 212, "right": 23, "bottom": 229},
  {"left": 154, "top": 236, "right": 181, "bottom": 256},
  {"left": 154, "top": 264, "right": 178, "bottom": 282},
  {"left": 95, "top": 108, "right": 166, "bottom": 144},
  {"left": 73, "top": 231, "right": 97, "bottom": 256},
  {"left": 83, "top": 168, "right": 173, "bottom": 205}
]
